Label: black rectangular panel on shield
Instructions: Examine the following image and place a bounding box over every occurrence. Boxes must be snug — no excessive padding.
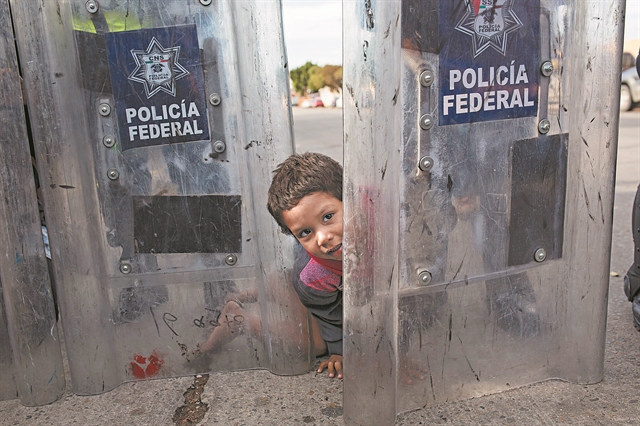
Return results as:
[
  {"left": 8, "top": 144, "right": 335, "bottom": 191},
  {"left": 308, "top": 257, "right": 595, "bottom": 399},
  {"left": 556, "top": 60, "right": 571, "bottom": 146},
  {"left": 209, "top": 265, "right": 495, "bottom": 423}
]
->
[
  {"left": 133, "top": 195, "right": 242, "bottom": 254},
  {"left": 508, "top": 134, "right": 567, "bottom": 266}
]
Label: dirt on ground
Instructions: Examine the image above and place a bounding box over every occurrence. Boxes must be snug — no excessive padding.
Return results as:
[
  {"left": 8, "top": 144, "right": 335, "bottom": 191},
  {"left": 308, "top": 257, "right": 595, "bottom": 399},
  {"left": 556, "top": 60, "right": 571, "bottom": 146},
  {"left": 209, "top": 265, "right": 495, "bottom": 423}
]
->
[{"left": 172, "top": 374, "right": 210, "bottom": 425}]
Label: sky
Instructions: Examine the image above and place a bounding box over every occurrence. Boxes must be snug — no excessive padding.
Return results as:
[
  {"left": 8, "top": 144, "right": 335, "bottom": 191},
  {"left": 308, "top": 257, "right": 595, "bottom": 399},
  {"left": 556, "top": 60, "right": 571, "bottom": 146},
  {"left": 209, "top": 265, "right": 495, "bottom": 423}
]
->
[
  {"left": 281, "top": 0, "right": 640, "bottom": 70},
  {"left": 625, "top": 0, "right": 640, "bottom": 45},
  {"left": 281, "top": 0, "right": 342, "bottom": 68}
]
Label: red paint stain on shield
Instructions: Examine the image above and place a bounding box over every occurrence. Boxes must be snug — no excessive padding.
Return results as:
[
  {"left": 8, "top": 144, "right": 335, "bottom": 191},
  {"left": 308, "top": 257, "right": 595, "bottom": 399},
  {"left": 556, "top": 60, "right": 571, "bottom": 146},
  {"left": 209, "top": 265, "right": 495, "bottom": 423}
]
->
[{"left": 130, "top": 350, "right": 164, "bottom": 379}]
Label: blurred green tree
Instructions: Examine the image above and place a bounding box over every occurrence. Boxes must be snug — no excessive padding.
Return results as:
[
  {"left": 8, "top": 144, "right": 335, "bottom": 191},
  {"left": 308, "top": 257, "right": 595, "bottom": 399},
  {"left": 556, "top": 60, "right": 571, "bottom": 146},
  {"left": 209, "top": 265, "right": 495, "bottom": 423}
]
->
[{"left": 290, "top": 62, "right": 342, "bottom": 94}]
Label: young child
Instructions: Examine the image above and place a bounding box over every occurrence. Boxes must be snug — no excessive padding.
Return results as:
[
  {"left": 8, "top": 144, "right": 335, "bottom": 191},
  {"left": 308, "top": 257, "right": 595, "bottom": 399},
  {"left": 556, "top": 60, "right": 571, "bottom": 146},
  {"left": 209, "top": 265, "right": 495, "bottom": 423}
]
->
[{"left": 267, "top": 152, "right": 344, "bottom": 379}]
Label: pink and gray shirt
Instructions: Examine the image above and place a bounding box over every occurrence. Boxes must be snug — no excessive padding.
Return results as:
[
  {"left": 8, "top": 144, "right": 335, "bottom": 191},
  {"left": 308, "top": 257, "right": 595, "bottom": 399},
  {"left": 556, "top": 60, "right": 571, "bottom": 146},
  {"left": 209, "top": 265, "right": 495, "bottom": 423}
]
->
[{"left": 292, "top": 247, "right": 343, "bottom": 356}]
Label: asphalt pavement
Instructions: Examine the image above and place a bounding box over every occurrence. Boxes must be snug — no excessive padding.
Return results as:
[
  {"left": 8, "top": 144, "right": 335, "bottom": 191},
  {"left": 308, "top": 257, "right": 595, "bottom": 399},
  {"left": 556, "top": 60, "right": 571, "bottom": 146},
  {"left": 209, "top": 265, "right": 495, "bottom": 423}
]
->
[
  {"left": 292, "top": 107, "right": 344, "bottom": 163},
  {"left": 0, "top": 107, "right": 638, "bottom": 426}
]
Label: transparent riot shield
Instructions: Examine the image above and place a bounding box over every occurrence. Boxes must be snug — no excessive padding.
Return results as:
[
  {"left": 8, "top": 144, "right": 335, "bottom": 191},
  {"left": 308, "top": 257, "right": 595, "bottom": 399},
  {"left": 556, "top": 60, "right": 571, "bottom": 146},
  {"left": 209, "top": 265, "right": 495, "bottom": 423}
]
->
[
  {"left": 343, "top": 1, "right": 624, "bottom": 424},
  {"left": 0, "top": 0, "right": 65, "bottom": 405},
  {"left": 10, "top": 0, "right": 309, "bottom": 396}
]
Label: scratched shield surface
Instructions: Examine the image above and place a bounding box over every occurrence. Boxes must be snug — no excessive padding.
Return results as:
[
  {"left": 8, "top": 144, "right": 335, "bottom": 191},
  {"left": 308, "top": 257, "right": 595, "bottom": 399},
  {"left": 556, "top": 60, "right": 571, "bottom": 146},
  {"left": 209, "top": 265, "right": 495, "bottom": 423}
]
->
[
  {"left": 342, "top": 0, "right": 623, "bottom": 424},
  {"left": 11, "top": 0, "right": 310, "bottom": 396}
]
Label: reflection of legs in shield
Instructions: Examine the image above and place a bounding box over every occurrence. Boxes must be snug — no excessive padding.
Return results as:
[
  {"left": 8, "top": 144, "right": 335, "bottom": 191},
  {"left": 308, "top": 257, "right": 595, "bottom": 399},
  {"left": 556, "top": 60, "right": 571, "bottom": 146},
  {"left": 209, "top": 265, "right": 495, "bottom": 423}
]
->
[
  {"left": 481, "top": 198, "right": 541, "bottom": 338},
  {"left": 485, "top": 273, "right": 540, "bottom": 338},
  {"left": 623, "top": 185, "right": 640, "bottom": 331},
  {"left": 398, "top": 292, "right": 447, "bottom": 384},
  {"left": 477, "top": 155, "right": 540, "bottom": 338}
]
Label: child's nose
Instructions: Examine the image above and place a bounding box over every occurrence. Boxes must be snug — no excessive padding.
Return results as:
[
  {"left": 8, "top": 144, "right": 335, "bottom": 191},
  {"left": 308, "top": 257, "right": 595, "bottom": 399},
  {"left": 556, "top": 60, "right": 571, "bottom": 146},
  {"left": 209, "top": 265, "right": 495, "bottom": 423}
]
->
[{"left": 317, "top": 230, "right": 332, "bottom": 246}]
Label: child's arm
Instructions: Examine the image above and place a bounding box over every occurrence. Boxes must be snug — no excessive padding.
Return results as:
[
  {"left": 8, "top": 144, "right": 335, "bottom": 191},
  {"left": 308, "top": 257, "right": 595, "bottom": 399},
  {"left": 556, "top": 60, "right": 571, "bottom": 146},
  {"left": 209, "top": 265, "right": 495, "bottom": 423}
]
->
[{"left": 311, "top": 315, "right": 343, "bottom": 379}]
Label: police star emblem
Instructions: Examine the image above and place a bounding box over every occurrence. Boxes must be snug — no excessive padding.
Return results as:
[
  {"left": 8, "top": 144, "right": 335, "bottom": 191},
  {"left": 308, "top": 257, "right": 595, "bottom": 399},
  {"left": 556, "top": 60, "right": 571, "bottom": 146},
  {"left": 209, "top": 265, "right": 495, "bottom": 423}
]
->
[
  {"left": 455, "top": 0, "right": 523, "bottom": 57},
  {"left": 128, "top": 37, "right": 189, "bottom": 99}
]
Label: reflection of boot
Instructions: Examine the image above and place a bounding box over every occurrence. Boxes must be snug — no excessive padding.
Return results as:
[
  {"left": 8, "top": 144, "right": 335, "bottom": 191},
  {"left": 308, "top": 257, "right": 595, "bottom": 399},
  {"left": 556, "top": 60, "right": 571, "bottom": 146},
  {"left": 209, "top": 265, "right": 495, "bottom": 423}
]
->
[
  {"left": 487, "top": 273, "right": 540, "bottom": 338},
  {"left": 632, "top": 296, "right": 640, "bottom": 332},
  {"left": 624, "top": 269, "right": 640, "bottom": 331}
]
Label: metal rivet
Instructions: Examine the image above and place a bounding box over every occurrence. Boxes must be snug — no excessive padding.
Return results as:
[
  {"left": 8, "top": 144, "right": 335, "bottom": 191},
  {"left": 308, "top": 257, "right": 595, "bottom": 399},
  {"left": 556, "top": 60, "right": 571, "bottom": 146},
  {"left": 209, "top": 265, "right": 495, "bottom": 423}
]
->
[
  {"left": 419, "top": 70, "right": 434, "bottom": 87},
  {"left": 540, "top": 61, "right": 554, "bottom": 77},
  {"left": 119, "top": 263, "right": 132, "bottom": 274},
  {"left": 538, "top": 118, "right": 551, "bottom": 134},
  {"left": 200, "top": 0, "right": 212, "bottom": 5},
  {"left": 99, "top": 103, "right": 111, "bottom": 116},
  {"left": 418, "top": 156, "right": 434, "bottom": 172},
  {"left": 419, "top": 114, "right": 433, "bottom": 130},
  {"left": 418, "top": 270, "right": 432, "bottom": 285},
  {"left": 85, "top": 0, "right": 99, "bottom": 14},
  {"left": 534, "top": 248, "right": 547, "bottom": 262},
  {"left": 107, "top": 169, "right": 119, "bottom": 180},
  {"left": 102, "top": 135, "right": 116, "bottom": 148},
  {"left": 213, "top": 140, "right": 226, "bottom": 153},
  {"left": 225, "top": 254, "right": 237, "bottom": 266},
  {"left": 209, "top": 93, "right": 221, "bottom": 106}
]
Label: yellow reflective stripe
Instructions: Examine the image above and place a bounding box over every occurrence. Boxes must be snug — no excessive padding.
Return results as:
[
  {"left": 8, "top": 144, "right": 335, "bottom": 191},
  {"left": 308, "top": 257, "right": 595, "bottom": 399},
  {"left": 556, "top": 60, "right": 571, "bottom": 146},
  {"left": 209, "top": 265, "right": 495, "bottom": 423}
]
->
[
  {"left": 72, "top": 16, "right": 97, "bottom": 33},
  {"left": 103, "top": 11, "right": 145, "bottom": 32},
  {"left": 72, "top": 11, "right": 150, "bottom": 33}
]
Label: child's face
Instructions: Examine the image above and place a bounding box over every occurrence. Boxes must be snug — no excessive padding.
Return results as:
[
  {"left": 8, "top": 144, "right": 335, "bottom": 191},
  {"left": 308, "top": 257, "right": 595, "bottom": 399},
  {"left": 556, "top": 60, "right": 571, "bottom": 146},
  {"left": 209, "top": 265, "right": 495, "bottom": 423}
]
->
[{"left": 282, "top": 191, "right": 343, "bottom": 261}]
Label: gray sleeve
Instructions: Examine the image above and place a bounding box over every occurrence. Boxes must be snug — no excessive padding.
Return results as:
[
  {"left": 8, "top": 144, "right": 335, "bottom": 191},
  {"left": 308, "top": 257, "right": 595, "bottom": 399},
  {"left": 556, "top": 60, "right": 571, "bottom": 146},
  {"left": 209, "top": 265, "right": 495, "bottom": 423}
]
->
[{"left": 292, "top": 247, "right": 343, "bottom": 355}]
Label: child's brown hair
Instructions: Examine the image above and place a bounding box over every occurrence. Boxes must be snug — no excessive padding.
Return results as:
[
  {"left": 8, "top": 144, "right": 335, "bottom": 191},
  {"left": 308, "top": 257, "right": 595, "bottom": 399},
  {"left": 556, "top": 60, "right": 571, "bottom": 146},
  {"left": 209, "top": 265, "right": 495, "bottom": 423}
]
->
[{"left": 267, "top": 152, "right": 343, "bottom": 235}]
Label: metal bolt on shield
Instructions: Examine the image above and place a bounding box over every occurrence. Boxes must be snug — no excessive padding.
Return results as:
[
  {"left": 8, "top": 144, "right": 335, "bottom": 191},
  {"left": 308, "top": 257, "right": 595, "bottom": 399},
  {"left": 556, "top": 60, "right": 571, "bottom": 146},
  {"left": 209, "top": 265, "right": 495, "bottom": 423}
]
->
[
  {"left": 419, "top": 114, "right": 433, "bottom": 130},
  {"left": 85, "top": 0, "right": 99, "bottom": 13},
  {"left": 418, "top": 270, "right": 432, "bottom": 285},
  {"left": 419, "top": 70, "right": 434, "bottom": 87},
  {"left": 540, "top": 61, "right": 554, "bottom": 77},
  {"left": 538, "top": 118, "right": 551, "bottom": 134},
  {"left": 102, "top": 135, "right": 116, "bottom": 148},
  {"left": 107, "top": 169, "right": 119, "bottom": 180},
  {"left": 119, "top": 263, "right": 132, "bottom": 274},
  {"left": 99, "top": 103, "right": 111, "bottom": 116},
  {"left": 209, "top": 93, "right": 221, "bottom": 106},
  {"left": 199, "top": 0, "right": 212, "bottom": 5},
  {"left": 418, "top": 156, "right": 434, "bottom": 172},
  {"left": 225, "top": 254, "right": 237, "bottom": 266},
  {"left": 534, "top": 248, "right": 547, "bottom": 262},
  {"left": 213, "top": 140, "right": 226, "bottom": 153}
]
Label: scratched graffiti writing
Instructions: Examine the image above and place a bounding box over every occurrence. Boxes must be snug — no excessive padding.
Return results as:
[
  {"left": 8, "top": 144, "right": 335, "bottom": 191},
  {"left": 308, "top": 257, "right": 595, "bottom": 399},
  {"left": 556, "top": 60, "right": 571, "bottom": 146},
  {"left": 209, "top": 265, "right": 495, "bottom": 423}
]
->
[{"left": 161, "top": 309, "right": 244, "bottom": 337}]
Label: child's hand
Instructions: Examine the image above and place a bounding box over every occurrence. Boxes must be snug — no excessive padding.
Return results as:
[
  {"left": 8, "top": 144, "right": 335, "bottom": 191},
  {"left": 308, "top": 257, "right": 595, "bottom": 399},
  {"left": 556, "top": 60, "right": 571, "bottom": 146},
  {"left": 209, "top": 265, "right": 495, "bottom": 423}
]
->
[{"left": 317, "top": 354, "right": 343, "bottom": 379}]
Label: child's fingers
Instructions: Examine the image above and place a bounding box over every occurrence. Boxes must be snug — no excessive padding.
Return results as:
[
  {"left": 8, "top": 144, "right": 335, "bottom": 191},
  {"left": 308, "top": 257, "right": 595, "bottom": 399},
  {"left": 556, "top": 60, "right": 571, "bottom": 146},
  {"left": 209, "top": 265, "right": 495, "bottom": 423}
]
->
[
  {"left": 334, "top": 360, "right": 343, "bottom": 379},
  {"left": 317, "top": 360, "right": 343, "bottom": 379},
  {"left": 328, "top": 362, "right": 335, "bottom": 377}
]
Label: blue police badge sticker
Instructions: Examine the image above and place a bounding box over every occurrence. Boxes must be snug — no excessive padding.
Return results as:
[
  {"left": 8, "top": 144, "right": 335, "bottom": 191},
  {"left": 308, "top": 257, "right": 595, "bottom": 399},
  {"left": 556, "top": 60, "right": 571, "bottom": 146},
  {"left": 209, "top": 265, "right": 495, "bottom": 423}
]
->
[
  {"left": 128, "top": 37, "right": 189, "bottom": 99},
  {"left": 106, "top": 25, "right": 210, "bottom": 151},
  {"left": 455, "top": 0, "right": 523, "bottom": 57},
  {"left": 438, "top": 0, "right": 540, "bottom": 125}
]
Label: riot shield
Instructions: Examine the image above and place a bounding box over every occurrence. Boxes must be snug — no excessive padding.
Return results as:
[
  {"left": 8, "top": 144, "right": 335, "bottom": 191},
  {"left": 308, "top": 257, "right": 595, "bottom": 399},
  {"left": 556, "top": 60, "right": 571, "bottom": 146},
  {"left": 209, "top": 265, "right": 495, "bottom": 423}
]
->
[
  {"left": 0, "top": 0, "right": 65, "bottom": 405},
  {"left": 10, "top": 0, "right": 309, "bottom": 397},
  {"left": 343, "top": 1, "right": 624, "bottom": 424}
]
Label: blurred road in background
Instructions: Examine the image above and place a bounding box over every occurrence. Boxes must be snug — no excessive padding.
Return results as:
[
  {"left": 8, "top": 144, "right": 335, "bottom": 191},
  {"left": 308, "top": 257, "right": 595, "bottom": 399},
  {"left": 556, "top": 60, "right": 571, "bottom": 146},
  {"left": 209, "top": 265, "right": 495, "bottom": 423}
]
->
[{"left": 293, "top": 107, "right": 343, "bottom": 163}]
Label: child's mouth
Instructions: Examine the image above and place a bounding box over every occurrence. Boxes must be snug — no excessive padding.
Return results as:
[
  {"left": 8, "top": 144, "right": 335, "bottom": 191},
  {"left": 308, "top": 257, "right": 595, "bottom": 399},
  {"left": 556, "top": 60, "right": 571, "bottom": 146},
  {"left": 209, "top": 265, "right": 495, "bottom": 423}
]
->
[{"left": 327, "top": 243, "right": 342, "bottom": 255}]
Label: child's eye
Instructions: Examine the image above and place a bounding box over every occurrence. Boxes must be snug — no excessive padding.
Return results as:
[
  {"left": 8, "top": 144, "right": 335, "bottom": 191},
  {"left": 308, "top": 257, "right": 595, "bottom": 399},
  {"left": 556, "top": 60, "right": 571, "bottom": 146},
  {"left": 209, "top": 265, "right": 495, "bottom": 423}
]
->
[
  {"left": 298, "top": 229, "right": 311, "bottom": 238},
  {"left": 323, "top": 213, "right": 334, "bottom": 222}
]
